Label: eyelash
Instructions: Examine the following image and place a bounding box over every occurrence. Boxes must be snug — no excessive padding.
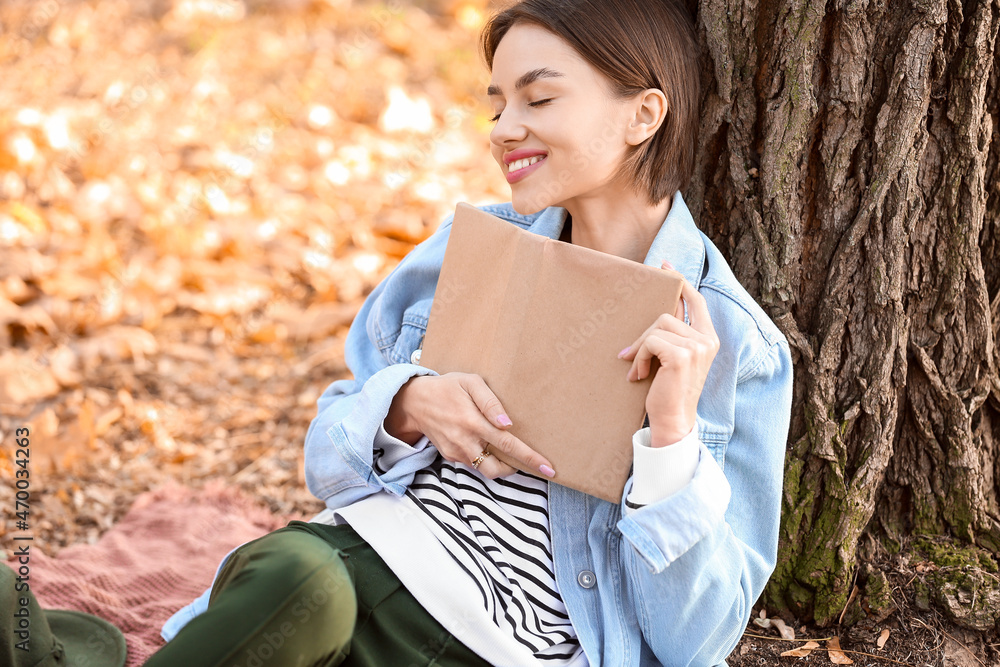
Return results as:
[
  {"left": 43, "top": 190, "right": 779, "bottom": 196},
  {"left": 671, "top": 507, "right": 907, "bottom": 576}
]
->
[{"left": 489, "top": 99, "right": 553, "bottom": 123}]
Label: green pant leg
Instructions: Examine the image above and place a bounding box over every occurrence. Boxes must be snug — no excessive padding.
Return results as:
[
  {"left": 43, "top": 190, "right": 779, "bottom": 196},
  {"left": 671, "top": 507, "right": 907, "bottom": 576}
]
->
[
  {"left": 343, "top": 574, "right": 492, "bottom": 667},
  {"left": 302, "top": 524, "right": 490, "bottom": 667},
  {"left": 145, "top": 522, "right": 357, "bottom": 667},
  {"left": 230, "top": 521, "right": 492, "bottom": 667}
]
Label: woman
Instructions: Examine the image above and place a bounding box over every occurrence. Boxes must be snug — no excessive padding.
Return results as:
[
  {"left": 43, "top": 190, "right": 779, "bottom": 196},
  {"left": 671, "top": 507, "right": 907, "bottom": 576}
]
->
[{"left": 150, "top": 0, "right": 793, "bottom": 665}]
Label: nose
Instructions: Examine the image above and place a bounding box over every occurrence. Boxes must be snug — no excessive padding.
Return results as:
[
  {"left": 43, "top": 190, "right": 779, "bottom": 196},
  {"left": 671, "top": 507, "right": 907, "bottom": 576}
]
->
[{"left": 489, "top": 107, "right": 528, "bottom": 148}]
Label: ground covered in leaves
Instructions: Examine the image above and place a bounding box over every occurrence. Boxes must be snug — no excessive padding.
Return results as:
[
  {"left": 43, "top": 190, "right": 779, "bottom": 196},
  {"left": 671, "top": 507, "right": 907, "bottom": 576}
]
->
[
  {"left": 0, "top": 0, "right": 505, "bottom": 547},
  {"left": 729, "top": 551, "right": 1000, "bottom": 667},
  {"left": 0, "top": 1, "right": 996, "bottom": 665}
]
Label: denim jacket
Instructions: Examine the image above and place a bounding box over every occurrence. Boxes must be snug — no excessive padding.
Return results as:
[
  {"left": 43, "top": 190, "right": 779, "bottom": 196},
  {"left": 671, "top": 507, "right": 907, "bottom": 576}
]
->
[{"left": 302, "top": 192, "right": 793, "bottom": 666}]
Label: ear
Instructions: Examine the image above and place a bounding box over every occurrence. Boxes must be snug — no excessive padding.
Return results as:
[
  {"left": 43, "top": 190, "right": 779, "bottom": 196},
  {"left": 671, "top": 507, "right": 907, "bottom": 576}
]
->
[{"left": 625, "top": 89, "right": 668, "bottom": 146}]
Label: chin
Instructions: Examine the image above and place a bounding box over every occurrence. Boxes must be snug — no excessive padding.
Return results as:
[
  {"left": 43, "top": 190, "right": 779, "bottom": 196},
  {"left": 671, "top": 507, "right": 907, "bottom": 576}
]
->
[{"left": 509, "top": 190, "right": 551, "bottom": 216}]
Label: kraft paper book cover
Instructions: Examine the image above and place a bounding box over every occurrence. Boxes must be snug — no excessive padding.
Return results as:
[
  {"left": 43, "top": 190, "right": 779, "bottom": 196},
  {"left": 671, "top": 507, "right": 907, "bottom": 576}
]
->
[{"left": 420, "top": 203, "right": 683, "bottom": 503}]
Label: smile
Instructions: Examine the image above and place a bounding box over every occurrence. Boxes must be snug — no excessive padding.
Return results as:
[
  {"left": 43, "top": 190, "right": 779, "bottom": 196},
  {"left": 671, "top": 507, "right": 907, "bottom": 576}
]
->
[{"left": 506, "top": 155, "right": 546, "bottom": 183}]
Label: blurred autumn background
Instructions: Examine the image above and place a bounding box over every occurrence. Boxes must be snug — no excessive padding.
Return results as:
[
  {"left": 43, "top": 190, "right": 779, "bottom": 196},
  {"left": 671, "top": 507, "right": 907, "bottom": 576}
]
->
[{"left": 0, "top": 0, "right": 506, "bottom": 553}]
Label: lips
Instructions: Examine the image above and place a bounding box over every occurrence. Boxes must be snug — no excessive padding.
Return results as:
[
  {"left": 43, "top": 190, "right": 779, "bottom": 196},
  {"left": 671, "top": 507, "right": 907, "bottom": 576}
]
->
[
  {"left": 503, "top": 148, "right": 548, "bottom": 165},
  {"left": 504, "top": 150, "right": 547, "bottom": 184},
  {"left": 508, "top": 155, "right": 545, "bottom": 172}
]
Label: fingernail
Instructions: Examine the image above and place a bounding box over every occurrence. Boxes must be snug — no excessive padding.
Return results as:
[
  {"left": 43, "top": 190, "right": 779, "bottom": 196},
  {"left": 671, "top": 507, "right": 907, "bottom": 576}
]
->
[
  {"left": 617, "top": 346, "right": 630, "bottom": 358},
  {"left": 625, "top": 369, "right": 633, "bottom": 381},
  {"left": 661, "top": 260, "right": 674, "bottom": 270},
  {"left": 539, "top": 464, "right": 555, "bottom": 478},
  {"left": 497, "top": 414, "right": 512, "bottom": 427}
]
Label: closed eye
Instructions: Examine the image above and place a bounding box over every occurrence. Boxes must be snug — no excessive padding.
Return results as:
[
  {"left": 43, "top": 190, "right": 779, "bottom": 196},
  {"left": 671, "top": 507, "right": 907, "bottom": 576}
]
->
[{"left": 488, "top": 99, "right": 554, "bottom": 123}]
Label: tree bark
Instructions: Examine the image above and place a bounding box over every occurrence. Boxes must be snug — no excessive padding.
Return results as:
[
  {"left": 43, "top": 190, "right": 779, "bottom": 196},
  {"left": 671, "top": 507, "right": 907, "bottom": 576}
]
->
[{"left": 687, "top": 0, "right": 1000, "bottom": 625}]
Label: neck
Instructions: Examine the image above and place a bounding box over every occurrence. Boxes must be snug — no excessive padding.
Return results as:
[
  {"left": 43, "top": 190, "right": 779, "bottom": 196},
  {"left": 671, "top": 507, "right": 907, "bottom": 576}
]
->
[{"left": 563, "top": 192, "right": 672, "bottom": 263}]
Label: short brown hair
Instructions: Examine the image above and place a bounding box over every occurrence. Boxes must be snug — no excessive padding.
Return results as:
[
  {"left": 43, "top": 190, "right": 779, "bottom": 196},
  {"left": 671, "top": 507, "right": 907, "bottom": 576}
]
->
[{"left": 481, "top": 0, "right": 700, "bottom": 205}]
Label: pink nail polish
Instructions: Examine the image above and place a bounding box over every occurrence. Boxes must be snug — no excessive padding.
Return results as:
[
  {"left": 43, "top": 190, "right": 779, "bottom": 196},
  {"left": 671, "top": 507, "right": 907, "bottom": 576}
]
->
[
  {"left": 539, "top": 464, "right": 555, "bottom": 478},
  {"left": 498, "top": 414, "right": 513, "bottom": 427},
  {"left": 662, "top": 260, "right": 674, "bottom": 270},
  {"left": 618, "top": 346, "right": 630, "bottom": 358}
]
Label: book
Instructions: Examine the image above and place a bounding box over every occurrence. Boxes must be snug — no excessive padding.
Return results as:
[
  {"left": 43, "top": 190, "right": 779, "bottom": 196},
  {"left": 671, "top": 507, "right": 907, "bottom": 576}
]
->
[{"left": 419, "top": 203, "right": 683, "bottom": 503}]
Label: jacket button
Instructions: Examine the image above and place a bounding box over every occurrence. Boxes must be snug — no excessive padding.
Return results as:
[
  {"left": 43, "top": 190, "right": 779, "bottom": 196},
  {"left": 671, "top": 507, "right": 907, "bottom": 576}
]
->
[
  {"left": 410, "top": 348, "right": 422, "bottom": 364},
  {"left": 577, "top": 570, "right": 596, "bottom": 589}
]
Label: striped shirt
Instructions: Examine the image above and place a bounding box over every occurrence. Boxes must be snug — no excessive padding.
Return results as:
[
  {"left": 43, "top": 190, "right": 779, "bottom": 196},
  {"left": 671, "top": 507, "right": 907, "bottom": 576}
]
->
[{"left": 404, "top": 455, "right": 584, "bottom": 664}]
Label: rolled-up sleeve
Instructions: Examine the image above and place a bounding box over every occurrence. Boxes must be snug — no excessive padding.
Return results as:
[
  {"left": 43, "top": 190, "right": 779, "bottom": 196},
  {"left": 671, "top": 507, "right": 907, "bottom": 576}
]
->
[
  {"left": 305, "top": 362, "right": 439, "bottom": 507},
  {"left": 304, "top": 217, "right": 454, "bottom": 509},
  {"left": 624, "top": 424, "right": 700, "bottom": 511},
  {"left": 617, "top": 338, "right": 793, "bottom": 665}
]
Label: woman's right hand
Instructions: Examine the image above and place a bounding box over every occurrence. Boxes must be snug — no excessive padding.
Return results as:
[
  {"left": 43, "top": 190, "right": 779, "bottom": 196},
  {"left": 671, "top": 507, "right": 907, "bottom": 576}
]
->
[{"left": 385, "top": 372, "right": 556, "bottom": 480}]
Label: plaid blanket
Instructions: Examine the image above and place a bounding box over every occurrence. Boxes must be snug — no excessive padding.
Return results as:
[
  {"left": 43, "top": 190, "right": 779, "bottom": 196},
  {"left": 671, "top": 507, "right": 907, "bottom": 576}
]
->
[{"left": 5, "top": 482, "right": 301, "bottom": 665}]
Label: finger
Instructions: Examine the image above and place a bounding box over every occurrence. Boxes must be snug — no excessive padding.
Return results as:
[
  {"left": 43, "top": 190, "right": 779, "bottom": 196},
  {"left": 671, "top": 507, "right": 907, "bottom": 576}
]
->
[
  {"left": 463, "top": 375, "right": 555, "bottom": 477},
  {"left": 482, "top": 427, "right": 555, "bottom": 478},
  {"left": 661, "top": 260, "right": 686, "bottom": 321},
  {"left": 475, "top": 453, "right": 518, "bottom": 479},
  {"left": 678, "top": 279, "right": 716, "bottom": 337},
  {"left": 617, "top": 268, "right": 690, "bottom": 362},
  {"left": 618, "top": 316, "right": 663, "bottom": 362},
  {"left": 627, "top": 330, "right": 697, "bottom": 381},
  {"left": 618, "top": 309, "right": 693, "bottom": 363},
  {"left": 462, "top": 374, "right": 514, "bottom": 429}
]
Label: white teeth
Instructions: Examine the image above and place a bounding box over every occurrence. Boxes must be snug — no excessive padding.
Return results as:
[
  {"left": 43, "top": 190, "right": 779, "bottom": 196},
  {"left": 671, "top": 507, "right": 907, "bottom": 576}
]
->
[{"left": 509, "top": 155, "right": 544, "bottom": 172}]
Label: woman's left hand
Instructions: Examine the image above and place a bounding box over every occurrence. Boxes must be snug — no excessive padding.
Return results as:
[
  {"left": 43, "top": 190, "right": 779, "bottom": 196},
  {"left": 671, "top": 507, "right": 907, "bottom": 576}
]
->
[{"left": 618, "top": 261, "right": 720, "bottom": 447}]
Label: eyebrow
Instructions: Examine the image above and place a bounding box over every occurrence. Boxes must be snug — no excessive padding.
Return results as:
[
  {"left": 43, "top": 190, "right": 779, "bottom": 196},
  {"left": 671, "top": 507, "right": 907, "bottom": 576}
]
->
[{"left": 487, "top": 67, "right": 565, "bottom": 96}]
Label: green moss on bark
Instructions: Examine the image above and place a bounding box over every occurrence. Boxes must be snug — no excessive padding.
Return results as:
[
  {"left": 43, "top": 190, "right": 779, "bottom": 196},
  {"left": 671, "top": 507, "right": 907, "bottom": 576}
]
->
[{"left": 913, "top": 537, "right": 1000, "bottom": 631}]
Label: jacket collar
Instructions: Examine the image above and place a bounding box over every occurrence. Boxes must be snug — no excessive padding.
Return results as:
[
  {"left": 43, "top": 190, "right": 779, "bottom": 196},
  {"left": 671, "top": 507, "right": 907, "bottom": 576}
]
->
[{"left": 525, "top": 191, "right": 707, "bottom": 289}]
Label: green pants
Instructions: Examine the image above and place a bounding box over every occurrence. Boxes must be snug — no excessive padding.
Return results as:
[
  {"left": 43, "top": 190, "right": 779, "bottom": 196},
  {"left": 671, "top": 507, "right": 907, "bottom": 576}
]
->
[{"left": 145, "top": 521, "right": 491, "bottom": 667}]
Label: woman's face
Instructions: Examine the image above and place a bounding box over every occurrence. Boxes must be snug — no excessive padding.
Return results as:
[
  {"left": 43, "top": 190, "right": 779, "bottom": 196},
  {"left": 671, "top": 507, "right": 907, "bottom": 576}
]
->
[{"left": 488, "top": 23, "right": 638, "bottom": 215}]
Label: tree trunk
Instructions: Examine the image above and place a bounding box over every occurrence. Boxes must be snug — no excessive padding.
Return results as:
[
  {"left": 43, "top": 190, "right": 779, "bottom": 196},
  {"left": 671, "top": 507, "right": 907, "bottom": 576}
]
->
[{"left": 687, "top": 0, "right": 1000, "bottom": 625}]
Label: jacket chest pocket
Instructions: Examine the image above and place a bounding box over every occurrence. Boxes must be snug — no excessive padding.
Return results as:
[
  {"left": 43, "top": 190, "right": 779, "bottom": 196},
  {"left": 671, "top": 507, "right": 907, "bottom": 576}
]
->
[{"left": 384, "top": 302, "right": 430, "bottom": 366}]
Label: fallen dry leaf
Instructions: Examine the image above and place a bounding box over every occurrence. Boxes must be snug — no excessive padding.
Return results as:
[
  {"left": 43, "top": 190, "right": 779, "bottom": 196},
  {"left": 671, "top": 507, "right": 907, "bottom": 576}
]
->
[
  {"left": 771, "top": 618, "right": 796, "bottom": 641},
  {"left": 827, "top": 636, "right": 854, "bottom": 664},
  {"left": 876, "top": 628, "right": 890, "bottom": 649},
  {"left": 94, "top": 406, "right": 123, "bottom": 436},
  {"left": 0, "top": 0, "right": 499, "bottom": 559},
  {"left": 48, "top": 345, "right": 83, "bottom": 388},
  {"left": 780, "top": 641, "right": 820, "bottom": 657},
  {"left": 78, "top": 398, "right": 97, "bottom": 450},
  {"left": 76, "top": 325, "right": 158, "bottom": 366},
  {"left": 0, "top": 352, "right": 61, "bottom": 404}
]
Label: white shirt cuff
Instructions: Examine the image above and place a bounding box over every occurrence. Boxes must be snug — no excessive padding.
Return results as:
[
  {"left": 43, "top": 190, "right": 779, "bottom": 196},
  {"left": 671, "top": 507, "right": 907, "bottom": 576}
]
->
[
  {"left": 625, "top": 424, "right": 700, "bottom": 508},
  {"left": 374, "top": 421, "right": 431, "bottom": 469}
]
